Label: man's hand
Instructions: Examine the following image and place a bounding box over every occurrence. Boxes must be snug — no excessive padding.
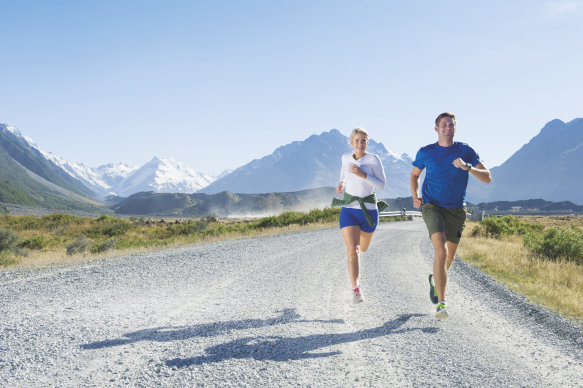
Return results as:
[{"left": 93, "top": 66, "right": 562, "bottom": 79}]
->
[
  {"left": 336, "top": 181, "right": 344, "bottom": 194},
  {"left": 413, "top": 196, "right": 424, "bottom": 209},
  {"left": 453, "top": 157, "right": 471, "bottom": 171}
]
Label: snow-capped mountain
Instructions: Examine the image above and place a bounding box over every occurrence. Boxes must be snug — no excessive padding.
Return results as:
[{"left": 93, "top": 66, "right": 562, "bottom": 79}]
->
[
  {"left": 0, "top": 123, "right": 216, "bottom": 199},
  {"left": 114, "top": 157, "right": 215, "bottom": 197},
  {"left": 0, "top": 123, "right": 98, "bottom": 208},
  {"left": 199, "top": 129, "right": 414, "bottom": 198}
]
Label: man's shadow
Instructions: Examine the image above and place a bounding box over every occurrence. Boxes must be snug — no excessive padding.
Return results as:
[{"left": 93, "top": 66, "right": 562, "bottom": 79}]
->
[
  {"left": 166, "top": 313, "right": 438, "bottom": 367},
  {"left": 81, "top": 308, "right": 343, "bottom": 350}
]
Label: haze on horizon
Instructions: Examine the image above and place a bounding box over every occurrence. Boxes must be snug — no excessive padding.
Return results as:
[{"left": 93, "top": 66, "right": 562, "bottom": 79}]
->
[{"left": 0, "top": 1, "right": 582, "bottom": 175}]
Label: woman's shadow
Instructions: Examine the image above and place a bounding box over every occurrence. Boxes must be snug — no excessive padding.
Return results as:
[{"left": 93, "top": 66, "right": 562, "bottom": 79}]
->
[
  {"left": 166, "top": 313, "right": 438, "bottom": 367},
  {"left": 81, "top": 308, "right": 343, "bottom": 350}
]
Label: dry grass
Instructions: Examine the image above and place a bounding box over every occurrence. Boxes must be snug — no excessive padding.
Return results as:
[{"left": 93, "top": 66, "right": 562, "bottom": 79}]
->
[
  {"left": 458, "top": 220, "right": 583, "bottom": 322},
  {"left": 1, "top": 221, "right": 338, "bottom": 270},
  {"left": 518, "top": 215, "right": 583, "bottom": 231}
]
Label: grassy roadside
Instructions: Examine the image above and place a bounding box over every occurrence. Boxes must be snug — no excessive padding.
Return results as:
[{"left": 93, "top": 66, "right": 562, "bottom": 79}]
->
[
  {"left": 0, "top": 209, "right": 411, "bottom": 270},
  {"left": 457, "top": 215, "right": 583, "bottom": 323}
]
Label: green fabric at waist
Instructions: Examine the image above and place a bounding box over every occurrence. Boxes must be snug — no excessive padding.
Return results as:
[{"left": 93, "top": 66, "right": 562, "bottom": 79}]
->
[{"left": 331, "top": 192, "right": 389, "bottom": 227}]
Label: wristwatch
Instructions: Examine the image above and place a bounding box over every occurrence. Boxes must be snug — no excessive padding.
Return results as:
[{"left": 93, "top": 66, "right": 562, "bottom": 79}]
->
[{"left": 466, "top": 162, "right": 472, "bottom": 171}]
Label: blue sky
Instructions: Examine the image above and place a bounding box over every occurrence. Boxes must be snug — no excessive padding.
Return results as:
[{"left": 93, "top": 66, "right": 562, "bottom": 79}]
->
[{"left": 1, "top": 0, "right": 582, "bottom": 175}]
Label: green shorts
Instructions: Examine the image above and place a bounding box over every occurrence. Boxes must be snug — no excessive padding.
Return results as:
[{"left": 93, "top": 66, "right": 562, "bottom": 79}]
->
[{"left": 422, "top": 202, "right": 467, "bottom": 244}]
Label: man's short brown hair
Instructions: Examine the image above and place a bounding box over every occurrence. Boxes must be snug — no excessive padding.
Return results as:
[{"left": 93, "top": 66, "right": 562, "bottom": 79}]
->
[{"left": 435, "top": 112, "right": 456, "bottom": 126}]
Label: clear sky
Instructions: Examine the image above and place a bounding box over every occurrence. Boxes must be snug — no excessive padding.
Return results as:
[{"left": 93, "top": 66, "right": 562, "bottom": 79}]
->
[{"left": 1, "top": 0, "right": 582, "bottom": 176}]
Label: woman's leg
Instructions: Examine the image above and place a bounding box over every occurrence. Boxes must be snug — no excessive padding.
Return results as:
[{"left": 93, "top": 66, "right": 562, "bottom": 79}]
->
[
  {"left": 341, "top": 225, "right": 361, "bottom": 287},
  {"left": 359, "top": 230, "right": 375, "bottom": 252}
]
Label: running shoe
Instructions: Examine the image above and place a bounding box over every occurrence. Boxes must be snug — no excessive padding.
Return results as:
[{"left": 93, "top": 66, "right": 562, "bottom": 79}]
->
[
  {"left": 428, "top": 274, "right": 438, "bottom": 304},
  {"left": 435, "top": 302, "right": 449, "bottom": 320},
  {"left": 353, "top": 286, "right": 364, "bottom": 304}
]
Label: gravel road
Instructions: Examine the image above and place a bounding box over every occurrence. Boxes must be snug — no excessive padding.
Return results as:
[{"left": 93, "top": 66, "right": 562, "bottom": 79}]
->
[{"left": 1, "top": 220, "right": 582, "bottom": 387}]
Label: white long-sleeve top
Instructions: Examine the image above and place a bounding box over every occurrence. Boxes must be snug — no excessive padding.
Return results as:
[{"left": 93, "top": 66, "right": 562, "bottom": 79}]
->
[{"left": 339, "top": 152, "right": 387, "bottom": 210}]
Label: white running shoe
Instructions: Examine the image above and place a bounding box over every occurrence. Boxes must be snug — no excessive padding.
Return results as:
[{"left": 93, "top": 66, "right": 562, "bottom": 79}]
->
[
  {"left": 353, "top": 286, "right": 364, "bottom": 304},
  {"left": 435, "top": 302, "right": 449, "bottom": 320}
]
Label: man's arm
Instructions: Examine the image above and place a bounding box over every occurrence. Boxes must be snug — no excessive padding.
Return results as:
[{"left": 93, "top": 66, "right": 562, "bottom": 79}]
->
[
  {"left": 453, "top": 158, "right": 492, "bottom": 184},
  {"left": 410, "top": 166, "right": 424, "bottom": 208}
]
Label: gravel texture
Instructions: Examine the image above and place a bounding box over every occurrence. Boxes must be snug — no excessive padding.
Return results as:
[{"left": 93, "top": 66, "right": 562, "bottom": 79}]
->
[{"left": 1, "top": 220, "right": 582, "bottom": 387}]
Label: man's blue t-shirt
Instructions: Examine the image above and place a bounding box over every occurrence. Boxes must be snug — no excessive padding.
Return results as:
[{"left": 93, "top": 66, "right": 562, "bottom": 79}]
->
[{"left": 412, "top": 142, "right": 480, "bottom": 208}]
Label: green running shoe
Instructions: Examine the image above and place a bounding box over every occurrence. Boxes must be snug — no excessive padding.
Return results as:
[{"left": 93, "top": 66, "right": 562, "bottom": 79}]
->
[
  {"left": 435, "top": 302, "right": 449, "bottom": 320},
  {"left": 428, "top": 274, "right": 438, "bottom": 304}
]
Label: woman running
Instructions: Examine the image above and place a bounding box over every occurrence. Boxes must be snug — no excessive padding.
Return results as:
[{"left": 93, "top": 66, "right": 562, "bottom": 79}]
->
[{"left": 332, "top": 128, "right": 387, "bottom": 304}]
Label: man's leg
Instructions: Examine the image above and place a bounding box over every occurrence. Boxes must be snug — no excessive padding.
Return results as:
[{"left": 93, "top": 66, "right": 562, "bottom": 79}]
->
[
  {"left": 446, "top": 240, "right": 458, "bottom": 271},
  {"left": 430, "top": 232, "right": 448, "bottom": 302}
]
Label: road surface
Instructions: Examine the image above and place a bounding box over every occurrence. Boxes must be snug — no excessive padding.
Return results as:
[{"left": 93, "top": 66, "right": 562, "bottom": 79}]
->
[{"left": 1, "top": 221, "right": 582, "bottom": 386}]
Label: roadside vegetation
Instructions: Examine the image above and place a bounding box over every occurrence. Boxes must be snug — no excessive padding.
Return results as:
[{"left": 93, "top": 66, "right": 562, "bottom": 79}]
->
[
  {"left": 0, "top": 209, "right": 411, "bottom": 268},
  {"left": 458, "top": 215, "right": 583, "bottom": 322}
]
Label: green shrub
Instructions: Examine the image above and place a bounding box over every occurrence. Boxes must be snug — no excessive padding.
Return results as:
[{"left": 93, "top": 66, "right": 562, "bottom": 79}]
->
[
  {"left": 476, "top": 215, "right": 543, "bottom": 238},
  {"left": 86, "top": 215, "right": 134, "bottom": 238},
  {"left": 0, "top": 251, "right": 19, "bottom": 266},
  {"left": 480, "top": 216, "right": 514, "bottom": 238},
  {"left": 17, "top": 235, "right": 47, "bottom": 250},
  {"left": 251, "top": 216, "right": 281, "bottom": 229},
  {"left": 91, "top": 238, "right": 118, "bottom": 254},
  {"left": 40, "top": 213, "right": 79, "bottom": 229},
  {"left": 66, "top": 236, "right": 91, "bottom": 255},
  {"left": 0, "top": 228, "right": 18, "bottom": 252},
  {"left": 523, "top": 226, "right": 583, "bottom": 264}
]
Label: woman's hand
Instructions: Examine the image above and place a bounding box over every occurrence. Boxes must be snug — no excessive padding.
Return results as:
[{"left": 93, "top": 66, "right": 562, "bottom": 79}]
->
[
  {"left": 349, "top": 164, "right": 367, "bottom": 179},
  {"left": 336, "top": 181, "right": 344, "bottom": 194}
]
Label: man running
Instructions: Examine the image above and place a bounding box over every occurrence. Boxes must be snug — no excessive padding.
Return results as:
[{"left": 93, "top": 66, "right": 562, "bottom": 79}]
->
[{"left": 410, "top": 112, "right": 491, "bottom": 319}]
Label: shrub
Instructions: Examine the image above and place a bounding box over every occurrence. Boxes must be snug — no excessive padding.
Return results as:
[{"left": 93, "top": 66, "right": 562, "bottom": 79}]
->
[
  {"left": 91, "top": 238, "right": 118, "bottom": 254},
  {"left": 155, "top": 219, "right": 210, "bottom": 238},
  {"left": 251, "top": 216, "right": 281, "bottom": 229},
  {"left": 66, "top": 236, "right": 91, "bottom": 256},
  {"left": 480, "top": 216, "right": 514, "bottom": 238},
  {"left": 40, "top": 213, "right": 78, "bottom": 229},
  {"left": 17, "top": 236, "right": 47, "bottom": 250},
  {"left": 523, "top": 226, "right": 583, "bottom": 265},
  {"left": 86, "top": 215, "right": 134, "bottom": 238},
  {"left": 0, "top": 251, "right": 19, "bottom": 266},
  {"left": 476, "top": 215, "right": 543, "bottom": 238},
  {"left": 0, "top": 228, "right": 18, "bottom": 252}
]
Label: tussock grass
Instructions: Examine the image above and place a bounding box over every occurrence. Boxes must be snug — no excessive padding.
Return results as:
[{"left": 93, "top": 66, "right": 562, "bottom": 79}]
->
[
  {"left": 458, "top": 219, "right": 583, "bottom": 322},
  {"left": 0, "top": 208, "right": 412, "bottom": 270}
]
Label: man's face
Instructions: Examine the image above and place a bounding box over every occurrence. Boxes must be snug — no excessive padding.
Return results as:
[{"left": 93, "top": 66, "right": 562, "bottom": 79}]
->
[{"left": 435, "top": 117, "right": 456, "bottom": 138}]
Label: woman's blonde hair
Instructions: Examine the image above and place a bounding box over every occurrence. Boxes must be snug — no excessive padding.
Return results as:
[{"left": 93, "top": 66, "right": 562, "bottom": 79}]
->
[{"left": 350, "top": 127, "right": 369, "bottom": 142}]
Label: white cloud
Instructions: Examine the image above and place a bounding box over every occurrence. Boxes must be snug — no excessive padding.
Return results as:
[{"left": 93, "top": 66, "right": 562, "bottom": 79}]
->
[{"left": 545, "top": 0, "right": 583, "bottom": 17}]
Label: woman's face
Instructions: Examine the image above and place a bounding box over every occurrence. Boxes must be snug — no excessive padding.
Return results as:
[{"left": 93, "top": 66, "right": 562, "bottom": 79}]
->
[{"left": 351, "top": 132, "right": 368, "bottom": 155}]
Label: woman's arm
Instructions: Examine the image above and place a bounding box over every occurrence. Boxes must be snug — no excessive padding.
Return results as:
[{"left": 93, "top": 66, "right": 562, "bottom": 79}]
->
[{"left": 364, "top": 154, "right": 386, "bottom": 190}]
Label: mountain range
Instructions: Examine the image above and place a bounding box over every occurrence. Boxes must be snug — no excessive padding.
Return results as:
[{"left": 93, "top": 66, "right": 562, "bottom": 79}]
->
[
  {"left": 1, "top": 117, "right": 583, "bottom": 215},
  {"left": 466, "top": 118, "right": 583, "bottom": 205},
  {"left": 199, "top": 129, "right": 413, "bottom": 198},
  {"left": 0, "top": 124, "right": 105, "bottom": 212}
]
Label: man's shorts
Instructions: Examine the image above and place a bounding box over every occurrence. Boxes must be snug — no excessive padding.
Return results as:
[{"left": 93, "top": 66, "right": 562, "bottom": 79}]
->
[
  {"left": 339, "top": 207, "right": 379, "bottom": 233},
  {"left": 421, "top": 202, "right": 467, "bottom": 244}
]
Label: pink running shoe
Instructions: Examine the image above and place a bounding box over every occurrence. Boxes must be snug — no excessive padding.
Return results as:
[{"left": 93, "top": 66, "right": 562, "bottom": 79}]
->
[{"left": 353, "top": 286, "right": 364, "bottom": 304}]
